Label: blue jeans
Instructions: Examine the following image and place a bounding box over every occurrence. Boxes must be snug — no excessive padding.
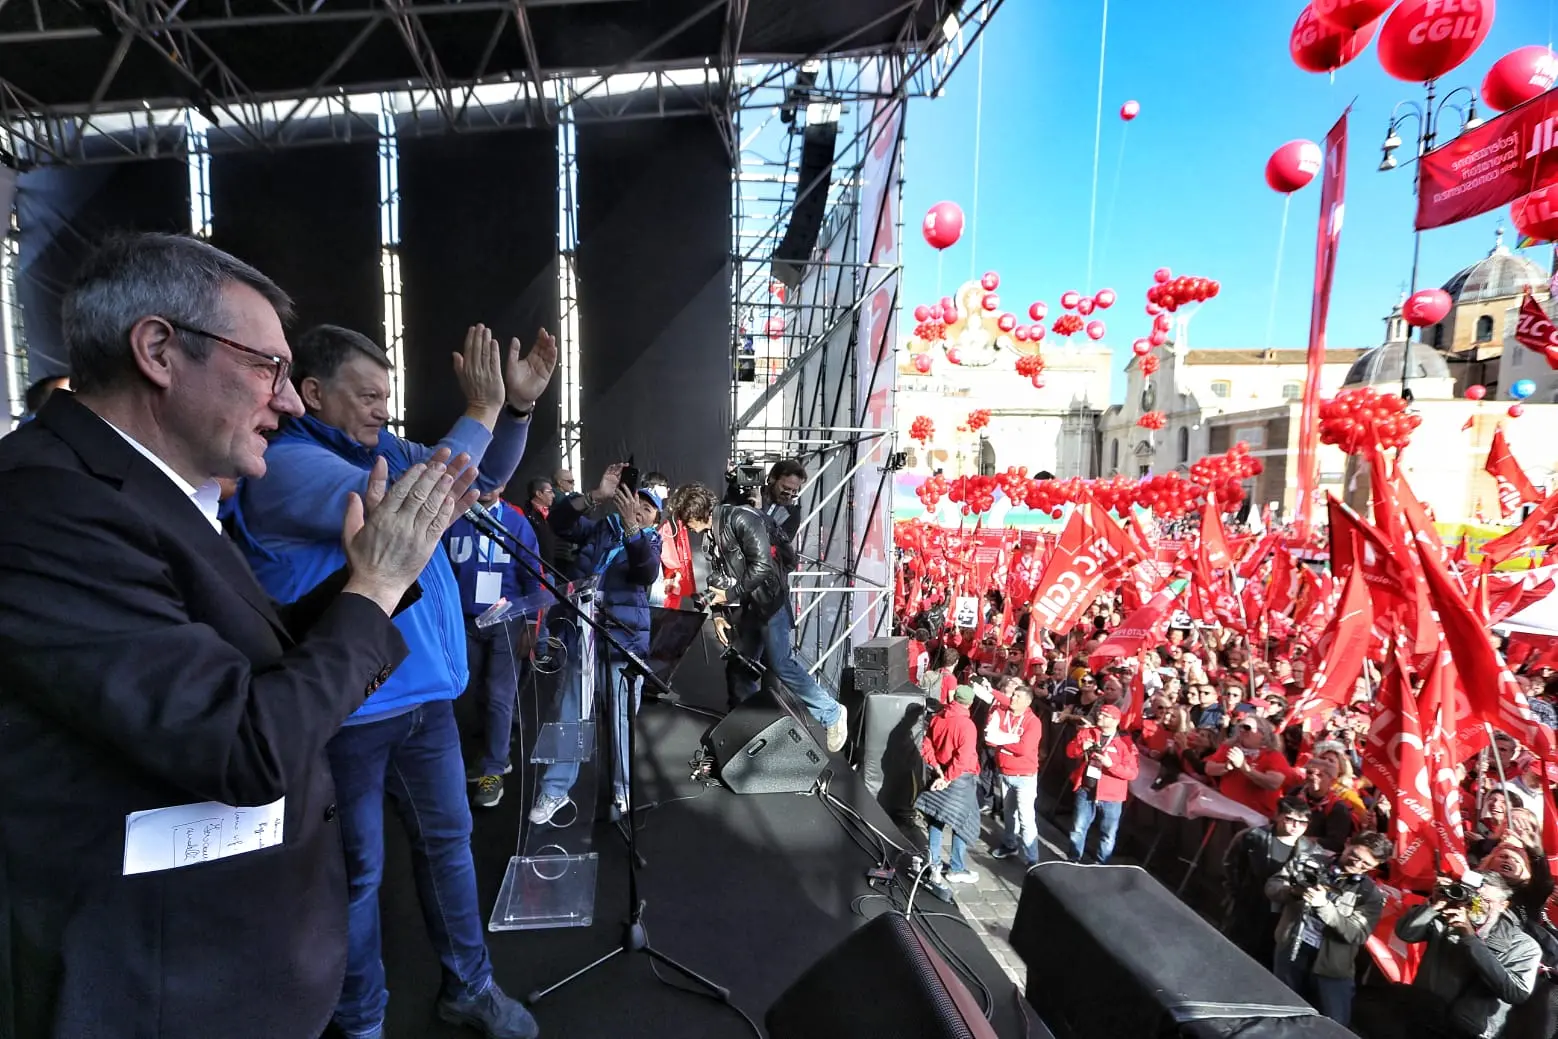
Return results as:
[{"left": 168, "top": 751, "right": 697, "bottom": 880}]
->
[
  {"left": 1069, "top": 787, "right": 1123, "bottom": 863},
  {"left": 326, "top": 701, "right": 493, "bottom": 1036},
  {"left": 1000, "top": 772, "right": 1039, "bottom": 859},
  {"left": 465, "top": 625, "right": 520, "bottom": 777},
  {"left": 927, "top": 821, "right": 968, "bottom": 873},
  {"left": 762, "top": 603, "right": 841, "bottom": 727},
  {"left": 1276, "top": 944, "right": 1356, "bottom": 1025},
  {"left": 541, "top": 651, "right": 639, "bottom": 804}
]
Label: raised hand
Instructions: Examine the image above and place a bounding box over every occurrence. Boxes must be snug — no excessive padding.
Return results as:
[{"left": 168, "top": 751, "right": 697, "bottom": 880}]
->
[
  {"left": 595, "top": 463, "right": 623, "bottom": 502},
  {"left": 504, "top": 327, "right": 558, "bottom": 409},
  {"left": 452, "top": 325, "right": 506, "bottom": 419},
  {"left": 342, "top": 449, "right": 480, "bottom": 615}
]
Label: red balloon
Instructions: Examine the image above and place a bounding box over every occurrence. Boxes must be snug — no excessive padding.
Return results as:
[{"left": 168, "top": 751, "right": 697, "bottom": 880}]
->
[
  {"left": 1029, "top": 301, "right": 1048, "bottom": 321},
  {"left": 1014, "top": 326, "right": 1031, "bottom": 342},
  {"left": 1030, "top": 324, "right": 1046, "bottom": 341},
  {"left": 1076, "top": 297, "right": 1095, "bottom": 316},
  {"left": 1148, "top": 329, "right": 1168, "bottom": 347},
  {"left": 997, "top": 312, "right": 1018, "bottom": 332},
  {"left": 981, "top": 293, "right": 1000, "bottom": 312},
  {"left": 1154, "top": 313, "right": 1171, "bottom": 332},
  {"left": 913, "top": 304, "right": 931, "bottom": 322},
  {"left": 1132, "top": 338, "right": 1152, "bottom": 356},
  {"left": 1465, "top": 384, "right": 1487, "bottom": 400},
  {"left": 1060, "top": 290, "right": 1082, "bottom": 310},
  {"left": 1094, "top": 288, "right": 1117, "bottom": 309},
  {"left": 1145, "top": 302, "right": 1163, "bottom": 316},
  {"left": 946, "top": 347, "right": 963, "bottom": 365},
  {"left": 764, "top": 315, "right": 786, "bottom": 336},
  {"left": 1208, "top": 281, "right": 1221, "bottom": 298},
  {"left": 980, "top": 271, "right": 1000, "bottom": 291},
  {"left": 1265, "top": 139, "right": 1323, "bottom": 193},
  {"left": 1153, "top": 267, "right": 1172, "bottom": 283},
  {"left": 912, "top": 353, "right": 932, "bottom": 374},
  {"left": 1510, "top": 403, "right": 1526, "bottom": 418},
  {"left": 1120, "top": 100, "right": 1140, "bottom": 121},
  {"left": 1290, "top": 4, "right": 1377, "bottom": 74},
  {"left": 1512, "top": 184, "right": 1558, "bottom": 244},
  {"left": 1483, "top": 45, "right": 1558, "bottom": 111},
  {"left": 1086, "top": 320, "right": 1107, "bottom": 341},
  {"left": 922, "top": 201, "right": 965, "bottom": 250},
  {"left": 1377, "top": 0, "right": 1494, "bottom": 83},
  {"left": 1402, "top": 287, "right": 1452, "bottom": 326},
  {"left": 1312, "top": 0, "right": 1395, "bottom": 32}
]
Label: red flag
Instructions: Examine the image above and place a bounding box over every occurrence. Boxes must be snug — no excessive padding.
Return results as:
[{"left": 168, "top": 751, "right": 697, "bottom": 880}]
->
[
  {"left": 1417, "top": 640, "right": 1472, "bottom": 878},
  {"left": 1486, "top": 428, "right": 1542, "bottom": 518},
  {"left": 1027, "top": 500, "right": 1140, "bottom": 635},
  {"left": 1088, "top": 585, "right": 1178, "bottom": 671},
  {"left": 1359, "top": 648, "right": 1436, "bottom": 882},
  {"left": 1238, "top": 529, "right": 1281, "bottom": 581},
  {"left": 1367, "top": 887, "right": 1429, "bottom": 985},
  {"left": 1482, "top": 489, "right": 1558, "bottom": 568},
  {"left": 1286, "top": 560, "right": 1374, "bottom": 731},
  {"left": 1515, "top": 291, "right": 1558, "bottom": 366},
  {"left": 1415, "top": 91, "right": 1558, "bottom": 230},
  {"left": 1296, "top": 112, "right": 1348, "bottom": 536},
  {"left": 1200, "top": 503, "right": 1233, "bottom": 571}
]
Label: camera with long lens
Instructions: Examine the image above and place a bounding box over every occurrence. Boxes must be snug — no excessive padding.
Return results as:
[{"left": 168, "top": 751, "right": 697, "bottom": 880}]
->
[
  {"left": 1436, "top": 881, "right": 1477, "bottom": 907},
  {"left": 1292, "top": 863, "right": 1327, "bottom": 890}
]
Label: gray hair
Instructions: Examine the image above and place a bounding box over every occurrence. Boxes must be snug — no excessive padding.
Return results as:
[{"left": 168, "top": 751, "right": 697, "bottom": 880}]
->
[
  {"left": 290, "top": 324, "right": 390, "bottom": 390},
  {"left": 62, "top": 232, "right": 292, "bottom": 395}
]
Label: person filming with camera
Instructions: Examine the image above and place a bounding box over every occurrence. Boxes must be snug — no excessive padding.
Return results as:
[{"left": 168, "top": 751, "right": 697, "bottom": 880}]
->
[
  {"left": 1365, "top": 872, "right": 1543, "bottom": 1039},
  {"left": 1264, "top": 830, "right": 1390, "bottom": 1026}
]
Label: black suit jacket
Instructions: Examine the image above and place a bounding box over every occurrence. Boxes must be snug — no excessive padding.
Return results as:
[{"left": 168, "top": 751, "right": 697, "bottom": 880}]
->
[{"left": 0, "top": 393, "right": 410, "bottom": 1039}]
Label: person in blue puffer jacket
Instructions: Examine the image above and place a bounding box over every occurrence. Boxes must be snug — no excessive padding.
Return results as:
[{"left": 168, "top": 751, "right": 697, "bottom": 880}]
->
[
  {"left": 530, "top": 463, "right": 662, "bottom": 823},
  {"left": 230, "top": 322, "right": 553, "bottom": 1039}
]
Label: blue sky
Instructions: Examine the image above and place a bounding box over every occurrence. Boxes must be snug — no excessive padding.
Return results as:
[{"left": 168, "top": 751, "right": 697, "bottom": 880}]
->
[{"left": 901, "top": 2, "right": 1554, "bottom": 402}]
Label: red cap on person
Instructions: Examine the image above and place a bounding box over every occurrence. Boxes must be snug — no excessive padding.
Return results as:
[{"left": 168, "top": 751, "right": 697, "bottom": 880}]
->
[{"left": 1098, "top": 705, "right": 1123, "bottom": 722}]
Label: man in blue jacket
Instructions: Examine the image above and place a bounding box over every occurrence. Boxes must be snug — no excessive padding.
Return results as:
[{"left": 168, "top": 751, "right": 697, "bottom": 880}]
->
[
  {"left": 231, "top": 321, "right": 553, "bottom": 1039},
  {"left": 445, "top": 486, "right": 541, "bottom": 808},
  {"left": 530, "top": 465, "right": 661, "bottom": 824}
]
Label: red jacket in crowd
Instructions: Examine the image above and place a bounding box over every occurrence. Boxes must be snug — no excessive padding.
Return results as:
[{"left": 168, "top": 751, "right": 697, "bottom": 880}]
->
[
  {"left": 921, "top": 702, "right": 979, "bottom": 783},
  {"left": 986, "top": 703, "right": 1042, "bottom": 777},
  {"left": 1066, "top": 726, "right": 1139, "bottom": 803}
]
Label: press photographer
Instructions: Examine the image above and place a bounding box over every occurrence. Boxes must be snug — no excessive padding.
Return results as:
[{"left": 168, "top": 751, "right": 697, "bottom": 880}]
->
[
  {"left": 1367, "top": 873, "right": 1542, "bottom": 1039},
  {"left": 1263, "top": 831, "right": 1389, "bottom": 1026},
  {"left": 723, "top": 457, "right": 807, "bottom": 543},
  {"left": 670, "top": 484, "right": 848, "bottom": 753}
]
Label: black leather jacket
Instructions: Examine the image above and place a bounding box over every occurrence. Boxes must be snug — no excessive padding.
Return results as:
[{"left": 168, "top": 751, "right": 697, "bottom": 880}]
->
[{"left": 706, "top": 504, "right": 785, "bottom": 620}]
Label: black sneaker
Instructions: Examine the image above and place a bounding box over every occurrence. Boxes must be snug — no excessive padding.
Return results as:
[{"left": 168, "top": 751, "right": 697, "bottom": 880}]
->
[
  {"left": 437, "top": 982, "right": 539, "bottom": 1039},
  {"left": 472, "top": 775, "right": 504, "bottom": 809},
  {"left": 989, "top": 845, "right": 1018, "bottom": 860},
  {"left": 467, "top": 761, "right": 512, "bottom": 784}
]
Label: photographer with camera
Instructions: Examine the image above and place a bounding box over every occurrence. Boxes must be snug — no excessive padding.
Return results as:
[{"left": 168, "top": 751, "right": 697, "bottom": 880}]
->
[
  {"left": 724, "top": 457, "right": 806, "bottom": 542},
  {"left": 1264, "top": 831, "right": 1389, "bottom": 1025},
  {"left": 1368, "top": 873, "right": 1543, "bottom": 1039},
  {"left": 670, "top": 482, "right": 849, "bottom": 754}
]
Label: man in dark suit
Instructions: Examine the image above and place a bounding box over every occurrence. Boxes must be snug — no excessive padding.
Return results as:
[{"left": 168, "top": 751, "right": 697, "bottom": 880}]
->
[{"left": 0, "top": 233, "right": 478, "bottom": 1039}]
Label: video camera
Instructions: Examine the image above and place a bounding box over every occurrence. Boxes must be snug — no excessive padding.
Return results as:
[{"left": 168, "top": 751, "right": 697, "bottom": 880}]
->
[
  {"left": 726, "top": 453, "right": 767, "bottom": 500},
  {"left": 1291, "top": 862, "right": 1329, "bottom": 890},
  {"left": 1433, "top": 880, "right": 1480, "bottom": 908}
]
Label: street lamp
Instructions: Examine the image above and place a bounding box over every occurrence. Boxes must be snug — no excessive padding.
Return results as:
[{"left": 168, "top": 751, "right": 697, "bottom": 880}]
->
[{"left": 1378, "top": 80, "right": 1482, "bottom": 399}]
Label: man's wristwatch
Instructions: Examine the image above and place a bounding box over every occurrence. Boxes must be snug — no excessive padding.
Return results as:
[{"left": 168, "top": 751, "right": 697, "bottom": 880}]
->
[{"left": 505, "top": 402, "right": 534, "bottom": 420}]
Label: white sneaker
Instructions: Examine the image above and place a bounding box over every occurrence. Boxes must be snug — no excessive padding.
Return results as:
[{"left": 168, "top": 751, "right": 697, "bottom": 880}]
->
[
  {"left": 945, "top": 868, "right": 979, "bottom": 884},
  {"left": 825, "top": 704, "right": 848, "bottom": 754},
  {"left": 529, "top": 793, "right": 571, "bottom": 825}
]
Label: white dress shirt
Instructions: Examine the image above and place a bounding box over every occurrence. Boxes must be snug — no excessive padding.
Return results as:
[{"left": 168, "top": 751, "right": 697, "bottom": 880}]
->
[{"left": 103, "top": 419, "right": 223, "bottom": 533}]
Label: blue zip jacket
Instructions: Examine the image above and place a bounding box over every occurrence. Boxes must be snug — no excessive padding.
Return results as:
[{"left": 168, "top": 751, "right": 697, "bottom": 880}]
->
[
  {"left": 552, "top": 504, "right": 661, "bottom": 657},
  {"left": 229, "top": 411, "right": 529, "bottom": 723},
  {"left": 444, "top": 500, "right": 542, "bottom": 618}
]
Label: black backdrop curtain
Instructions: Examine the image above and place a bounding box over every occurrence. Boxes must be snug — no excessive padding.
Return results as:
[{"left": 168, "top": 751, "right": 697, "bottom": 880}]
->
[
  {"left": 15, "top": 159, "right": 191, "bottom": 379},
  {"left": 575, "top": 114, "right": 732, "bottom": 489},
  {"left": 396, "top": 125, "right": 559, "bottom": 481},
  {"left": 208, "top": 131, "right": 382, "bottom": 345}
]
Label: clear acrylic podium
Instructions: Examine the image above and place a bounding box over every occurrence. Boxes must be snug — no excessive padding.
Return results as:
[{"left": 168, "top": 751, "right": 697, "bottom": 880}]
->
[{"left": 476, "top": 576, "right": 604, "bottom": 931}]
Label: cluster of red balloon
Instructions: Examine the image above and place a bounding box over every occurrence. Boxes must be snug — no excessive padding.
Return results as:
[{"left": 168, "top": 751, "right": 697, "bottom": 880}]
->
[
  {"left": 1137, "top": 410, "right": 1167, "bottom": 431},
  {"left": 1015, "top": 353, "right": 1046, "bottom": 388},
  {"left": 916, "top": 472, "right": 951, "bottom": 511},
  {"left": 1147, "top": 270, "right": 1220, "bottom": 314},
  {"left": 909, "top": 415, "right": 934, "bottom": 444},
  {"left": 1052, "top": 313, "right": 1085, "bottom": 338},
  {"left": 946, "top": 474, "right": 1001, "bottom": 515},
  {"left": 1189, "top": 445, "right": 1266, "bottom": 512},
  {"left": 966, "top": 408, "right": 991, "bottom": 432},
  {"left": 1318, "top": 388, "right": 1422, "bottom": 455},
  {"left": 1139, "top": 353, "right": 1162, "bottom": 376}
]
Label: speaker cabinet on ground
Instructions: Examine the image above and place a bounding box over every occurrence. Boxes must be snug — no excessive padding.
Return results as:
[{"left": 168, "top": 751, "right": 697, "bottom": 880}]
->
[
  {"left": 853, "top": 635, "right": 910, "bottom": 684},
  {"left": 705, "top": 690, "right": 826, "bottom": 795},
  {"left": 1011, "top": 864, "right": 1354, "bottom": 1039},
  {"left": 857, "top": 687, "right": 927, "bottom": 824},
  {"left": 766, "top": 911, "right": 1001, "bottom": 1039}
]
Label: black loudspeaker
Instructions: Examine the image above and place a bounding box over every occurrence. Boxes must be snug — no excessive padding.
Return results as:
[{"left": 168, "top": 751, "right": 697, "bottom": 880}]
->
[
  {"left": 771, "top": 120, "right": 839, "bottom": 289},
  {"left": 858, "top": 688, "right": 926, "bottom": 822},
  {"left": 1011, "top": 864, "right": 1354, "bottom": 1039},
  {"left": 853, "top": 634, "right": 910, "bottom": 686},
  {"left": 767, "top": 911, "right": 1001, "bottom": 1039},
  {"left": 706, "top": 690, "right": 827, "bottom": 795},
  {"left": 852, "top": 667, "right": 896, "bottom": 694}
]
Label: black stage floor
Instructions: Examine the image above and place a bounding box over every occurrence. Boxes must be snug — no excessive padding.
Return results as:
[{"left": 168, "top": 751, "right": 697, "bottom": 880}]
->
[{"left": 378, "top": 629, "right": 1037, "bottom": 1038}]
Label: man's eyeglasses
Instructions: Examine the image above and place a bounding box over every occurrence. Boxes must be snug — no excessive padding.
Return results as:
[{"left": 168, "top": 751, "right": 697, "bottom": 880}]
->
[{"left": 163, "top": 318, "right": 290, "bottom": 396}]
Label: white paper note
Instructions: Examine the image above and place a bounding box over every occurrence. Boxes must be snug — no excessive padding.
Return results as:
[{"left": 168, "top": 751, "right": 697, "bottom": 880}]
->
[
  {"left": 123, "top": 797, "right": 285, "bottom": 876},
  {"left": 475, "top": 570, "right": 503, "bottom": 606}
]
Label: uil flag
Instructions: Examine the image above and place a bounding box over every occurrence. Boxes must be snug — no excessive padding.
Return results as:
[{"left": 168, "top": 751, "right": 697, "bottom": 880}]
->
[{"left": 1485, "top": 428, "right": 1542, "bottom": 518}]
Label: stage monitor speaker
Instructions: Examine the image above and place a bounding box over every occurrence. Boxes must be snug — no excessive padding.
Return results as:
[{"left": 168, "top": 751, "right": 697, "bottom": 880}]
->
[
  {"left": 857, "top": 687, "right": 927, "bottom": 823},
  {"left": 767, "top": 911, "right": 1000, "bottom": 1039},
  {"left": 853, "top": 635, "right": 909, "bottom": 685},
  {"left": 706, "top": 690, "right": 826, "bottom": 795},
  {"left": 1011, "top": 864, "right": 1353, "bottom": 1039},
  {"left": 852, "top": 667, "right": 896, "bottom": 695},
  {"left": 771, "top": 120, "right": 839, "bottom": 289}
]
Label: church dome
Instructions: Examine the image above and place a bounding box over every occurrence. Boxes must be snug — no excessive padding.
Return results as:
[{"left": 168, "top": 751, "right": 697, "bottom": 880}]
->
[
  {"left": 1440, "top": 234, "right": 1547, "bottom": 303},
  {"left": 1343, "top": 341, "right": 1451, "bottom": 387}
]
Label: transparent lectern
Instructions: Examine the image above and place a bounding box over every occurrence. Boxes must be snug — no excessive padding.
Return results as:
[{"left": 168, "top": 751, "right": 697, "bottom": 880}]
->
[{"left": 476, "top": 576, "right": 603, "bottom": 931}]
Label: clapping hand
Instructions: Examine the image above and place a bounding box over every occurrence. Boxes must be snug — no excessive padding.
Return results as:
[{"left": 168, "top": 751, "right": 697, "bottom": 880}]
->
[
  {"left": 343, "top": 450, "right": 480, "bottom": 615},
  {"left": 452, "top": 325, "right": 506, "bottom": 417},
  {"left": 504, "top": 327, "right": 558, "bottom": 409}
]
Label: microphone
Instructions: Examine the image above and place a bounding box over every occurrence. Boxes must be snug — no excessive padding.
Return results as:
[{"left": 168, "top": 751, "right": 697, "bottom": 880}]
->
[{"left": 464, "top": 504, "right": 507, "bottom": 542}]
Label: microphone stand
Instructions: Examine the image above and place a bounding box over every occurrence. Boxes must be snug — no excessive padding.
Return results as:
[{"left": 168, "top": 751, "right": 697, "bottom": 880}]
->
[{"left": 460, "top": 505, "right": 735, "bottom": 1010}]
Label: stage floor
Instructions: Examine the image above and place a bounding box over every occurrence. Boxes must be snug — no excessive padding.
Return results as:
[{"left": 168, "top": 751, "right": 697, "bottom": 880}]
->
[{"left": 379, "top": 628, "right": 1038, "bottom": 1038}]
